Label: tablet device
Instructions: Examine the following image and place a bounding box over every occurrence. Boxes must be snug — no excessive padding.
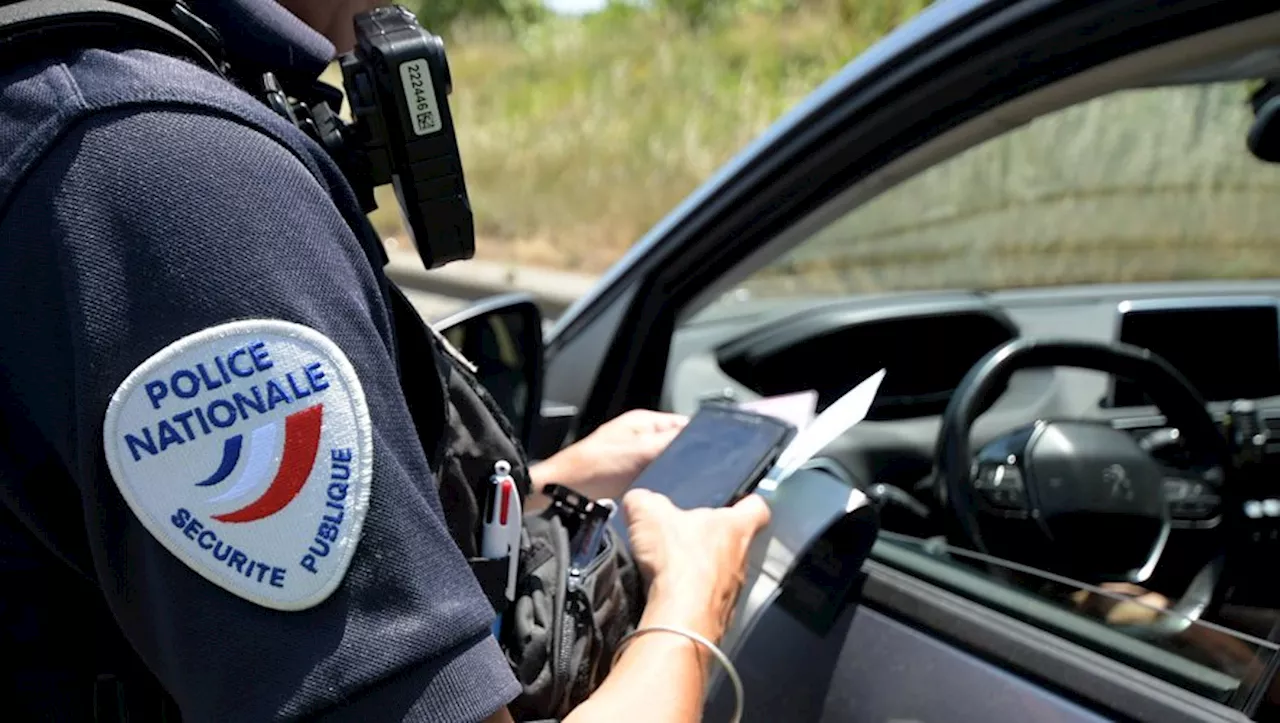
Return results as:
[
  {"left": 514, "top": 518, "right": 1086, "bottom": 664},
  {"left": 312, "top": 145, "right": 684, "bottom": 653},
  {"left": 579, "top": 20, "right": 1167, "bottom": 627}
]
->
[{"left": 612, "top": 403, "right": 796, "bottom": 543}]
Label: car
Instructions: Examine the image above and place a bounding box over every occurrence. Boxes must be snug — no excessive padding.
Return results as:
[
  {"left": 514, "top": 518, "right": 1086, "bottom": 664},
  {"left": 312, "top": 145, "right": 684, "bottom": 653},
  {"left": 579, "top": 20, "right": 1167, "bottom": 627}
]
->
[{"left": 435, "top": 0, "right": 1280, "bottom": 720}]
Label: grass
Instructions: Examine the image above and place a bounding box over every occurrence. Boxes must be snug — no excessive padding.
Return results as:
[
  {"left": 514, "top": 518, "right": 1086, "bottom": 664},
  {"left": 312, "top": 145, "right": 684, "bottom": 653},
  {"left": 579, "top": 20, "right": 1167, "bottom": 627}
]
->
[
  {"left": 331, "top": 4, "right": 1280, "bottom": 296},
  {"left": 329, "top": 2, "right": 926, "bottom": 272},
  {"left": 736, "top": 81, "right": 1280, "bottom": 299}
]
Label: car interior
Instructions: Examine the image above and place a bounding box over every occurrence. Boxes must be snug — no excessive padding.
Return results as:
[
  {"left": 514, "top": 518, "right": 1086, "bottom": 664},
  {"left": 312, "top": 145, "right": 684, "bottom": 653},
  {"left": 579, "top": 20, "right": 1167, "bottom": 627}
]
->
[{"left": 652, "top": 9, "right": 1280, "bottom": 720}]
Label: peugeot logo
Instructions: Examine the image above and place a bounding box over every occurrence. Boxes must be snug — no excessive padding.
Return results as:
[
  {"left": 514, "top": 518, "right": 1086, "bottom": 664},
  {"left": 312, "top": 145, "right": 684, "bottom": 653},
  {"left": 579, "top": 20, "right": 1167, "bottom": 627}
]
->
[{"left": 1103, "top": 463, "right": 1134, "bottom": 501}]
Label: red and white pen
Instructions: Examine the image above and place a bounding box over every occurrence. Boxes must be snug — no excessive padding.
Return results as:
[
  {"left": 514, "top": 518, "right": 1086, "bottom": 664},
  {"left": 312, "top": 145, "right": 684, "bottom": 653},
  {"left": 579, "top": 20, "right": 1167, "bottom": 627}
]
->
[{"left": 482, "top": 460, "right": 522, "bottom": 636}]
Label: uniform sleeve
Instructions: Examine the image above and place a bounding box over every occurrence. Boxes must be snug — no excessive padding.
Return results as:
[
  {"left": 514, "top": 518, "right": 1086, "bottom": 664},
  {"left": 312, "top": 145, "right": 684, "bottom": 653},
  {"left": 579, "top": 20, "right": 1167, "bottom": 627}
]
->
[{"left": 0, "top": 106, "right": 520, "bottom": 722}]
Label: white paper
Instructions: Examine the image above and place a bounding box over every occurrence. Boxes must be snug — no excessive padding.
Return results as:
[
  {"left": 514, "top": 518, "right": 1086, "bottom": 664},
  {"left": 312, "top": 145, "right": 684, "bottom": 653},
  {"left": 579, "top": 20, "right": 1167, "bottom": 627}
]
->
[
  {"left": 762, "top": 369, "right": 887, "bottom": 490},
  {"left": 738, "top": 390, "right": 818, "bottom": 431}
]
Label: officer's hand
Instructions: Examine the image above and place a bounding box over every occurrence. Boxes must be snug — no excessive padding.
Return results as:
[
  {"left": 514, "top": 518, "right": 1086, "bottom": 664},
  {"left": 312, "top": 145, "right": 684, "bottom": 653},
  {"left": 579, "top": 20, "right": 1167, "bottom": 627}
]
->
[
  {"left": 529, "top": 409, "right": 686, "bottom": 502},
  {"left": 622, "top": 488, "right": 771, "bottom": 642}
]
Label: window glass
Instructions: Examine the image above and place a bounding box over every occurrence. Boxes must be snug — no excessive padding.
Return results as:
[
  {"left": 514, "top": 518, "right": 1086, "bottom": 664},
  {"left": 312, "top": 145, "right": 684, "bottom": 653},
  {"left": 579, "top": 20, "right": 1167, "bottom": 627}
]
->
[
  {"left": 876, "top": 532, "right": 1280, "bottom": 710},
  {"left": 698, "top": 82, "right": 1280, "bottom": 316},
  {"left": 681, "top": 80, "right": 1280, "bottom": 714}
]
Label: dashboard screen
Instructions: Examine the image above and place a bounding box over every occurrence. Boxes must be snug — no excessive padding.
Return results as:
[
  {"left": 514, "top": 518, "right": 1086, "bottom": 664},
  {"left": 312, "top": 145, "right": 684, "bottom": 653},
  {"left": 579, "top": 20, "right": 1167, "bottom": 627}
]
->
[{"left": 1112, "top": 303, "right": 1280, "bottom": 406}]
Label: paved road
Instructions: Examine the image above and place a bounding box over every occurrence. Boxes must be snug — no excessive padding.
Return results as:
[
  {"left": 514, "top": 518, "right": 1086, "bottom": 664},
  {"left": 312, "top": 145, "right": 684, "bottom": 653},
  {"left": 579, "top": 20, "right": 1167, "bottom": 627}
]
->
[
  {"left": 403, "top": 286, "right": 563, "bottom": 341},
  {"left": 403, "top": 287, "right": 469, "bottom": 324}
]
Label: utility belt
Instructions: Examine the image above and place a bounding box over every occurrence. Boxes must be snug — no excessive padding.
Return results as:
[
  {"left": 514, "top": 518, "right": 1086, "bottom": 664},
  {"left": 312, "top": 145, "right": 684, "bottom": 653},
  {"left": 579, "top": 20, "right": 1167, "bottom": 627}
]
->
[
  {"left": 386, "top": 285, "right": 645, "bottom": 721},
  {"left": 468, "top": 483, "right": 644, "bottom": 722}
]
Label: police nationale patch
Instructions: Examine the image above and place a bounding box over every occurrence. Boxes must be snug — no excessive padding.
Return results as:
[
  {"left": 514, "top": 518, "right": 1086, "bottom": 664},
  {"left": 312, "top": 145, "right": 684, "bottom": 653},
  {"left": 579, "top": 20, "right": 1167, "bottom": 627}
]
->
[{"left": 103, "top": 320, "right": 373, "bottom": 611}]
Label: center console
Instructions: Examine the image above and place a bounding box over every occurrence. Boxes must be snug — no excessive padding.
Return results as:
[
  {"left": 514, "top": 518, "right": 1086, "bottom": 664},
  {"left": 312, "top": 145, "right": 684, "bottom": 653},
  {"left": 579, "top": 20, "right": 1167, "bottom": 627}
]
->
[{"left": 1105, "top": 296, "right": 1280, "bottom": 608}]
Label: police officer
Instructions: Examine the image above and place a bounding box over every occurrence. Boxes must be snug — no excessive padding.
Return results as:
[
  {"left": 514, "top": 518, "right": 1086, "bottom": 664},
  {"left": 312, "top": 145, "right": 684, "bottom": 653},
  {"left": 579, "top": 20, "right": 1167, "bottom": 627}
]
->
[{"left": 0, "top": 1, "right": 770, "bottom": 721}]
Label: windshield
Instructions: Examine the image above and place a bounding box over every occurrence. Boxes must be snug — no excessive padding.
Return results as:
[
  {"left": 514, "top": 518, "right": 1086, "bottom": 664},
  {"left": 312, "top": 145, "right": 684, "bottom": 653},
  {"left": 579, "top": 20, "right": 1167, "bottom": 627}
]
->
[{"left": 702, "top": 81, "right": 1280, "bottom": 311}]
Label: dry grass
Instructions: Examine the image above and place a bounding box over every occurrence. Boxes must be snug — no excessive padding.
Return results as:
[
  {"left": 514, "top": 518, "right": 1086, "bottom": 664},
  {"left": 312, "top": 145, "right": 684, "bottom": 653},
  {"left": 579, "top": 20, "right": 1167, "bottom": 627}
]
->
[
  {"left": 334, "top": 5, "right": 918, "bottom": 272},
  {"left": 732, "top": 81, "right": 1280, "bottom": 301},
  {"left": 334, "top": 8, "right": 1280, "bottom": 294}
]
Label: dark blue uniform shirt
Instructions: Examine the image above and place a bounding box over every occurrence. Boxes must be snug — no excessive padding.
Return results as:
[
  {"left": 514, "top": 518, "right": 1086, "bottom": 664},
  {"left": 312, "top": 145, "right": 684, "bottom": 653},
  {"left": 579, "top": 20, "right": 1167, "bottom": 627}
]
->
[{"left": 0, "top": 1, "right": 520, "bottom": 720}]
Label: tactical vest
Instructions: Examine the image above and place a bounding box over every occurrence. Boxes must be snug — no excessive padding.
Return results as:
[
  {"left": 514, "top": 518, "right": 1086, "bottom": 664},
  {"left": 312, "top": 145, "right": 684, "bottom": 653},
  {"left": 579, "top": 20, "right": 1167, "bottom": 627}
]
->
[{"left": 0, "top": 2, "right": 531, "bottom": 718}]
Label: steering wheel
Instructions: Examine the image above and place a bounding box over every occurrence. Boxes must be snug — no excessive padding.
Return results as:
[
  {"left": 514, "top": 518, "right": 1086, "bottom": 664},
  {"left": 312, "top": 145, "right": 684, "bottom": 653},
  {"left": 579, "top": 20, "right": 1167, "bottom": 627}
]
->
[{"left": 935, "top": 338, "right": 1232, "bottom": 586}]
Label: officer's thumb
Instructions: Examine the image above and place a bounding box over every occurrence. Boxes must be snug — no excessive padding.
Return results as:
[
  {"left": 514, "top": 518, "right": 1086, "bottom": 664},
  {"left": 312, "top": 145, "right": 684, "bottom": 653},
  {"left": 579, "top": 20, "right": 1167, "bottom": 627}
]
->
[
  {"left": 731, "top": 493, "right": 772, "bottom": 533},
  {"left": 622, "top": 487, "right": 675, "bottom": 523}
]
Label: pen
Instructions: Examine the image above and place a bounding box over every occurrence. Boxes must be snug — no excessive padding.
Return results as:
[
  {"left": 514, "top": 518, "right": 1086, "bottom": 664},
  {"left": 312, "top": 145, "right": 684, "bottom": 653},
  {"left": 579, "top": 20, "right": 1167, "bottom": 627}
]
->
[
  {"left": 482, "top": 461, "right": 518, "bottom": 637},
  {"left": 503, "top": 480, "right": 522, "bottom": 605},
  {"left": 481, "top": 461, "right": 513, "bottom": 558}
]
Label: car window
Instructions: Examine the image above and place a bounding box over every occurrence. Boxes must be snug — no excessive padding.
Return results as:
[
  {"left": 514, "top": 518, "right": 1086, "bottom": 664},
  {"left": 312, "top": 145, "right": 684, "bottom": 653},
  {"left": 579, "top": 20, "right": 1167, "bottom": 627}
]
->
[
  {"left": 674, "top": 79, "right": 1280, "bottom": 714},
  {"left": 876, "top": 532, "right": 1280, "bottom": 709},
  {"left": 695, "top": 81, "right": 1280, "bottom": 313}
]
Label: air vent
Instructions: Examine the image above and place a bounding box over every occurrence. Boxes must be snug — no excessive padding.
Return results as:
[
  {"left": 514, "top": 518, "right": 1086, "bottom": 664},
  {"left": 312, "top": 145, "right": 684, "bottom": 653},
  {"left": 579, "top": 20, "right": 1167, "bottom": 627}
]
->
[
  {"left": 1262, "top": 411, "right": 1280, "bottom": 454},
  {"left": 1263, "top": 414, "right": 1280, "bottom": 435},
  {"left": 1119, "top": 424, "right": 1169, "bottom": 446}
]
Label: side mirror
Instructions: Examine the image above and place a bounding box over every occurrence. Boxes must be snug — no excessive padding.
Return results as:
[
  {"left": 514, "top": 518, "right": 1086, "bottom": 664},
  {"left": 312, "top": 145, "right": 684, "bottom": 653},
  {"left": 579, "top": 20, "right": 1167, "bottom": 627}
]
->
[{"left": 435, "top": 293, "right": 544, "bottom": 450}]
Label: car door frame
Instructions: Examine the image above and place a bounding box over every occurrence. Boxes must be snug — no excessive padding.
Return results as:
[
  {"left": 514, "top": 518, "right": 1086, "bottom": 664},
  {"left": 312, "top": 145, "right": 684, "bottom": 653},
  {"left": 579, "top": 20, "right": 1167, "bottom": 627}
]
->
[
  {"left": 542, "top": 0, "right": 1277, "bottom": 436},
  {"left": 856, "top": 557, "right": 1257, "bottom": 722},
  {"left": 536, "top": 0, "right": 1280, "bottom": 719}
]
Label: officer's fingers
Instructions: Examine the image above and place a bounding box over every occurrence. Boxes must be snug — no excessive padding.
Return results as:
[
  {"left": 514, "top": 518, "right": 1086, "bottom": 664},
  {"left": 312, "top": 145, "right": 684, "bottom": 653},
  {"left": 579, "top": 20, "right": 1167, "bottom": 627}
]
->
[
  {"left": 637, "top": 425, "right": 683, "bottom": 459},
  {"left": 650, "top": 411, "right": 689, "bottom": 432},
  {"left": 729, "top": 493, "right": 771, "bottom": 534},
  {"left": 621, "top": 486, "right": 651, "bottom": 515},
  {"left": 622, "top": 487, "right": 676, "bottom": 523},
  {"left": 620, "top": 408, "right": 688, "bottom": 433}
]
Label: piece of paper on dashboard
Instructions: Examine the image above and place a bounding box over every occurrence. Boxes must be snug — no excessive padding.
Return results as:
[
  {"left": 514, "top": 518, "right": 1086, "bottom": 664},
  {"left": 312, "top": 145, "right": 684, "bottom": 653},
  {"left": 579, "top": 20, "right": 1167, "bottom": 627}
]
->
[
  {"left": 756, "top": 369, "right": 887, "bottom": 502},
  {"left": 738, "top": 390, "right": 818, "bottom": 431}
]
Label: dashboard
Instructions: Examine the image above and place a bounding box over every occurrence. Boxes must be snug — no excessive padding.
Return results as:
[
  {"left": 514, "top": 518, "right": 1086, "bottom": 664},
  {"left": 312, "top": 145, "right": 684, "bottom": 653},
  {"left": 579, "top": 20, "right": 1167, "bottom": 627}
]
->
[
  {"left": 669, "top": 281, "right": 1280, "bottom": 445},
  {"left": 715, "top": 300, "right": 1019, "bottom": 420},
  {"left": 656, "top": 282, "right": 1280, "bottom": 715},
  {"left": 667, "top": 282, "right": 1280, "bottom": 543},
  {"left": 1106, "top": 297, "right": 1280, "bottom": 407},
  {"left": 663, "top": 280, "right": 1280, "bottom": 618}
]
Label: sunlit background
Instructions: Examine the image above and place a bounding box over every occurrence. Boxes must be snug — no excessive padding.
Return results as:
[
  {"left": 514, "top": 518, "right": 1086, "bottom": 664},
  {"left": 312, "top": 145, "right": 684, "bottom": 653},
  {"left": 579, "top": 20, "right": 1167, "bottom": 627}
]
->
[
  {"left": 341, "top": 1, "right": 1280, "bottom": 297},
  {"left": 326, "top": 0, "right": 931, "bottom": 273}
]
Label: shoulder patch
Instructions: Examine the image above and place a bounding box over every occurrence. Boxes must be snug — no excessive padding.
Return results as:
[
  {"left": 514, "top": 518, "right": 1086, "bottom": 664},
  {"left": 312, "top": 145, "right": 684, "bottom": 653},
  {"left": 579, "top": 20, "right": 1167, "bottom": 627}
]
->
[{"left": 103, "top": 319, "right": 373, "bottom": 611}]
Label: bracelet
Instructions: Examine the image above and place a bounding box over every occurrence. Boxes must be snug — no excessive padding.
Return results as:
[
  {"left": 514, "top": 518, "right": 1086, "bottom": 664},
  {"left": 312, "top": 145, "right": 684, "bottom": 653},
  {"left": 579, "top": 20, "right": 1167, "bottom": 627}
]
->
[{"left": 611, "top": 624, "right": 744, "bottom": 723}]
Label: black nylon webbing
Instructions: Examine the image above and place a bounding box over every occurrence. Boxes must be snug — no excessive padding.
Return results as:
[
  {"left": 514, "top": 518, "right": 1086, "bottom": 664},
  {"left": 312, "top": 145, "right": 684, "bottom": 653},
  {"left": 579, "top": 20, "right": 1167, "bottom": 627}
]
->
[{"left": 0, "top": 0, "right": 218, "bottom": 73}]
